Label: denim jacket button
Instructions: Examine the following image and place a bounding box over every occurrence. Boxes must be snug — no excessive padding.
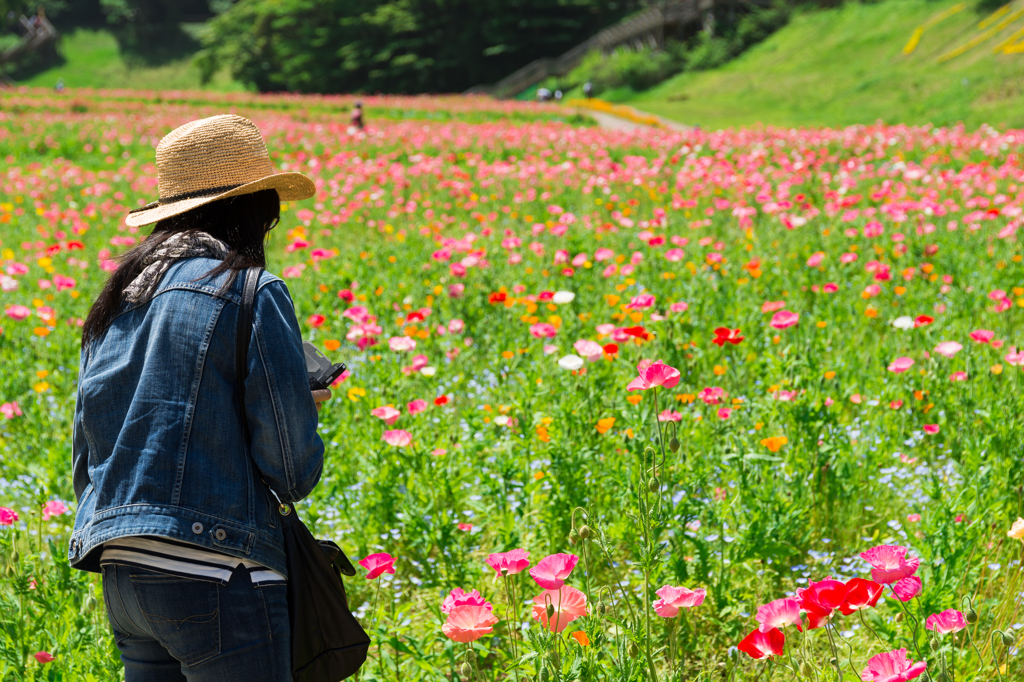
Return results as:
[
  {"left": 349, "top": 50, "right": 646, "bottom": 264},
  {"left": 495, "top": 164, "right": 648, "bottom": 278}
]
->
[
  {"left": 192, "top": 522, "right": 204, "bottom": 534},
  {"left": 214, "top": 529, "right": 227, "bottom": 541}
]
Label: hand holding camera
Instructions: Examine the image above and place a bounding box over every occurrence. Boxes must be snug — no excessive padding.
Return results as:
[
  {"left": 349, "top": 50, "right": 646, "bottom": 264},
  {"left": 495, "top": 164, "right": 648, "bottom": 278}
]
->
[{"left": 304, "top": 341, "right": 346, "bottom": 412}]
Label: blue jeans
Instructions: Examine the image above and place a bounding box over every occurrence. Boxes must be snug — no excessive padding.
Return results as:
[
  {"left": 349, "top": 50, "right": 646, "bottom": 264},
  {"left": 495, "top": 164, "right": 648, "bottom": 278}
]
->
[{"left": 101, "top": 563, "right": 291, "bottom": 682}]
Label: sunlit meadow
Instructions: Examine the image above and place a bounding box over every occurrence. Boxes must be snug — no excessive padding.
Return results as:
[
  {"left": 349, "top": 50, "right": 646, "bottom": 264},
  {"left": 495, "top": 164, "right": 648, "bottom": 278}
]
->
[{"left": 1, "top": 88, "right": 1023, "bottom": 682}]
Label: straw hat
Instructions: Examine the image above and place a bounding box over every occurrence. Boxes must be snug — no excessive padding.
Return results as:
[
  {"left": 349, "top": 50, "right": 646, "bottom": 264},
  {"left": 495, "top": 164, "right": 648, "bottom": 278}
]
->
[{"left": 125, "top": 114, "right": 315, "bottom": 227}]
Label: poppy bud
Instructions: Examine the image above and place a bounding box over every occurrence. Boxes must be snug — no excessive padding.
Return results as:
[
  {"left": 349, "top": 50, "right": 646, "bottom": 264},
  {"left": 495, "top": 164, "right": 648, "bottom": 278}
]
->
[
  {"left": 829, "top": 657, "right": 838, "bottom": 668},
  {"left": 1002, "top": 632, "right": 1015, "bottom": 647},
  {"left": 578, "top": 525, "right": 591, "bottom": 540},
  {"left": 648, "top": 478, "right": 660, "bottom": 492},
  {"left": 546, "top": 603, "right": 556, "bottom": 619},
  {"left": 935, "top": 672, "right": 949, "bottom": 682},
  {"left": 3, "top": 565, "right": 13, "bottom": 578},
  {"left": 895, "top": 612, "right": 905, "bottom": 623},
  {"left": 11, "top": 550, "right": 18, "bottom": 564},
  {"left": 459, "top": 662, "right": 472, "bottom": 678},
  {"left": 627, "top": 641, "right": 639, "bottom": 658},
  {"left": 567, "top": 536, "right": 576, "bottom": 546},
  {"left": 669, "top": 436, "right": 680, "bottom": 452},
  {"left": 800, "top": 662, "right": 814, "bottom": 677},
  {"left": 965, "top": 608, "right": 978, "bottom": 623},
  {"left": 930, "top": 638, "right": 940, "bottom": 651},
  {"left": 82, "top": 594, "right": 97, "bottom": 614}
]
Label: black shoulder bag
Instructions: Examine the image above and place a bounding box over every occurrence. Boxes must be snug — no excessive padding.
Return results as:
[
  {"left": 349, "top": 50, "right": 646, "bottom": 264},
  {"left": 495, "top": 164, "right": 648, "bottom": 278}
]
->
[{"left": 236, "top": 266, "right": 371, "bottom": 682}]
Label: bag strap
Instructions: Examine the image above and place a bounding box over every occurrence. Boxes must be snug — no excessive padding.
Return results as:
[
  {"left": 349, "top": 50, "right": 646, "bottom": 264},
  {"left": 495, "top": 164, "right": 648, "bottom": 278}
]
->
[{"left": 236, "top": 266, "right": 263, "bottom": 441}]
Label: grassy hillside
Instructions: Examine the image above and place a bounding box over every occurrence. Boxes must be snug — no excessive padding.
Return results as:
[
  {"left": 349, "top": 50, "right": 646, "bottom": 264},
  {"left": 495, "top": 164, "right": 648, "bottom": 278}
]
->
[
  {"left": 616, "top": 0, "right": 1024, "bottom": 129},
  {"left": 15, "top": 27, "right": 243, "bottom": 92}
]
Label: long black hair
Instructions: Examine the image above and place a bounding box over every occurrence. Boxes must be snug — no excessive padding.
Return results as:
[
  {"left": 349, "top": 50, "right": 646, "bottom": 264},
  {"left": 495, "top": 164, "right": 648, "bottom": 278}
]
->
[{"left": 82, "top": 189, "right": 281, "bottom": 346}]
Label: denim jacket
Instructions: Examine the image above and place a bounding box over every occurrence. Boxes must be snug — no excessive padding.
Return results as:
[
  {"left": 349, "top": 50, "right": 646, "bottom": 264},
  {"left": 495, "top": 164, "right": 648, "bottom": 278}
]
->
[{"left": 68, "top": 257, "right": 324, "bottom": 577}]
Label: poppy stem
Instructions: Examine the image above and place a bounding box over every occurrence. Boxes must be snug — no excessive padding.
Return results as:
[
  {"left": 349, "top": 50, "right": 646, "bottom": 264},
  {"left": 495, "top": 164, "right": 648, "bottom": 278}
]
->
[
  {"left": 822, "top": 624, "right": 844, "bottom": 680},
  {"left": 858, "top": 611, "right": 887, "bottom": 648},
  {"left": 889, "top": 587, "right": 925, "bottom": 662}
]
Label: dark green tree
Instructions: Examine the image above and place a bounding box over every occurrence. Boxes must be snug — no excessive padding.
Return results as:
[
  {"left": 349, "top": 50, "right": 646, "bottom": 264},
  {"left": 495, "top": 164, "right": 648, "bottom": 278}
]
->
[{"left": 197, "top": 0, "right": 639, "bottom": 94}]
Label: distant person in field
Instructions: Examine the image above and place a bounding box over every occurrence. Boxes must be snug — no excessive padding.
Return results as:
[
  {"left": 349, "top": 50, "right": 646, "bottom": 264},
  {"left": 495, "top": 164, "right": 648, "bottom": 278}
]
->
[
  {"left": 69, "top": 114, "right": 329, "bottom": 682},
  {"left": 350, "top": 101, "right": 364, "bottom": 130},
  {"left": 536, "top": 88, "right": 551, "bottom": 102},
  {"left": 583, "top": 81, "right": 593, "bottom": 99}
]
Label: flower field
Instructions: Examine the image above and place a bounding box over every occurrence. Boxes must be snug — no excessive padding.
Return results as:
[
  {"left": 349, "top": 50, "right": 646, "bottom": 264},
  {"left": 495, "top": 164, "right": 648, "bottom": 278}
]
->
[{"left": 2, "top": 88, "right": 1024, "bottom": 681}]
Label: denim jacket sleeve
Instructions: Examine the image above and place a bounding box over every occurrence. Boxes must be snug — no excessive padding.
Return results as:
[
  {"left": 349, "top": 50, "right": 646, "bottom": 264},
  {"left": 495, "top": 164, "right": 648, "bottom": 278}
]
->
[
  {"left": 72, "top": 347, "right": 91, "bottom": 503},
  {"left": 244, "top": 278, "right": 324, "bottom": 502}
]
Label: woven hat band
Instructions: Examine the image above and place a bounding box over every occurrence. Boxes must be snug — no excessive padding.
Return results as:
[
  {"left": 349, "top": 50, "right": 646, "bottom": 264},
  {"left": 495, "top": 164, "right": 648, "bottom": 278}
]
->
[{"left": 127, "top": 184, "right": 244, "bottom": 215}]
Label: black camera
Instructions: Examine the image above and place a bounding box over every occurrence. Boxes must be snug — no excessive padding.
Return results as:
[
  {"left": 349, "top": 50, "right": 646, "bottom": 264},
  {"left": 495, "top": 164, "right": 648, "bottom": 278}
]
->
[{"left": 303, "top": 342, "right": 347, "bottom": 391}]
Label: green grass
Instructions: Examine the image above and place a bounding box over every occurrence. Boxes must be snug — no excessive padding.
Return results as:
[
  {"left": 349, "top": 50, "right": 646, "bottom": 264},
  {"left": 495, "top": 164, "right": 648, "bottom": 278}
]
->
[
  {"left": 616, "top": 0, "right": 1024, "bottom": 129},
  {"left": 16, "top": 27, "right": 244, "bottom": 92}
]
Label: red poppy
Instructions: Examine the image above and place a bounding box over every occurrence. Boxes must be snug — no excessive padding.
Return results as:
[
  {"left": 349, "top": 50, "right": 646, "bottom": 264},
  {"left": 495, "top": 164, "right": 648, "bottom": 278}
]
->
[
  {"left": 538, "top": 291, "right": 554, "bottom": 301},
  {"left": 712, "top": 327, "right": 744, "bottom": 347},
  {"left": 622, "top": 326, "right": 651, "bottom": 341},
  {"left": 488, "top": 292, "right": 507, "bottom": 304},
  {"left": 839, "top": 578, "right": 883, "bottom": 615},
  {"left": 407, "top": 311, "right": 425, "bottom": 323},
  {"left": 434, "top": 395, "right": 449, "bottom": 406},
  {"left": 738, "top": 627, "right": 785, "bottom": 659},
  {"left": 603, "top": 343, "right": 619, "bottom": 355},
  {"left": 914, "top": 315, "right": 933, "bottom": 327},
  {"left": 797, "top": 579, "right": 848, "bottom": 630},
  {"left": 66, "top": 241, "right": 85, "bottom": 250}
]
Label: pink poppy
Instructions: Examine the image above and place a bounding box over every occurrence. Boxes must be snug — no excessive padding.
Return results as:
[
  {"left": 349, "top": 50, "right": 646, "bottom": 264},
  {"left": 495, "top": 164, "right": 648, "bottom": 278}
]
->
[
  {"left": 969, "top": 329, "right": 994, "bottom": 344},
  {"left": 887, "top": 357, "right": 914, "bottom": 373},
  {"left": 652, "top": 585, "right": 706, "bottom": 617},
  {"left": 0, "top": 507, "right": 18, "bottom": 525},
  {"left": 371, "top": 406, "right": 401, "bottom": 425},
  {"left": 407, "top": 399, "right": 427, "bottom": 415},
  {"left": 770, "top": 310, "right": 800, "bottom": 329},
  {"left": 34, "top": 652, "right": 54, "bottom": 664},
  {"left": 923, "top": 424, "right": 940, "bottom": 435},
  {"left": 738, "top": 627, "right": 785, "bottom": 659},
  {"left": 442, "top": 605, "right": 499, "bottom": 643},
  {"left": 401, "top": 354, "right": 429, "bottom": 375},
  {"left": 626, "top": 361, "right": 681, "bottom": 391},
  {"left": 625, "top": 293, "right": 656, "bottom": 309},
  {"left": 594, "top": 248, "right": 614, "bottom": 261},
  {"left": 755, "top": 598, "right": 802, "bottom": 632},
  {"left": 839, "top": 578, "right": 883, "bottom": 615},
  {"left": 860, "top": 649, "right": 927, "bottom": 682},
  {"left": 388, "top": 337, "right": 417, "bottom": 352},
  {"left": 41, "top": 500, "right": 67, "bottom": 521},
  {"left": 669, "top": 302, "right": 689, "bottom": 313},
  {"left": 457, "top": 523, "right": 473, "bottom": 532},
  {"left": 950, "top": 372, "right": 967, "bottom": 382},
  {"left": 448, "top": 319, "right": 465, "bottom": 334},
  {"left": 307, "top": 314, "right": 326, "bottom": 328},
  {"left": 717, "top": 408, "right": 732, "bottom": 420},
  {"left": 441, "top": 588, "right": 492, "bottom": 614},
  {"left": 431, "top": 448, "right": 447, "bottom": 456},
  {"left": 840, "top": 252, "right": 859, "bottom": 264},
  {"left": 1, "top": 402, "right": 23, "bottom": 419},
  {"left": 892, "top": 576, "right": 922, "bottom": 602},
  {"left": 761, "top": 301, "right": 786, "bottom": 313},
  {"left": 359, "top": 553, "right": 395, "bottom": 579},
  {"left": 933, "top": 341, "right": 962, "bottom": 358},
  {"left": 531, "top": 585, "right": 588, "bottom": 633},
  {"left": 382, "top": 430, "right": 412, "bottom": 447},
  {"left": 906, "top": 513, "right": 921, "bottom": 523},
  {"left": 53, "top": 274, "right": 76, "bottom": 291},
  {"left": 5, "top": 304, "right": 30, "bottom": 320},
  {"left": 448, "top": 283, "right": 465, "bottom": 298},
  {"left": 698, "top": 387, "right": 725, "bottom": 405},
  {"left": 806, "top": 252, "right": 825, "bottom": 267},
  {"left": 860, "top": 545, "right": 920, "bottom": 584},
  {"left": 573, "top": 339, "right": 603, "bottom": 361},
  {"left": 486, "top": 549, "right": 530, "bottom": 576},
  {"left": 529, "top": 553, "right": 579, "bottom": 589},
  {"left": 925, "top": 609, "right": 966, "bottom": 635},
  {"left": 530, "top": 323, "right": 558, "bottom": 338},
  {"left": 658, "top": 409, "right": 683, "bottom": 422},
  {"left": 1005, "top": 348, "right": 1024, "bottom": 366}
]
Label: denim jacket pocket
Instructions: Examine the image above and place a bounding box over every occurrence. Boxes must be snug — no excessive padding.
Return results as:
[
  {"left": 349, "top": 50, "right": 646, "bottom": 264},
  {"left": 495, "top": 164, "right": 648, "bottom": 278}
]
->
[{"left": 130, "top": 573, "right": 221, "bottom": 666}]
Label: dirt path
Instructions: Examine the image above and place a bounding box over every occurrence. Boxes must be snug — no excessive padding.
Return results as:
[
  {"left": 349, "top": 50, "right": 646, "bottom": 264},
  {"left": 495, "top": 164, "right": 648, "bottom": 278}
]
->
[{"left": 583, "top": 109, "right": 691, "bottom": 132}]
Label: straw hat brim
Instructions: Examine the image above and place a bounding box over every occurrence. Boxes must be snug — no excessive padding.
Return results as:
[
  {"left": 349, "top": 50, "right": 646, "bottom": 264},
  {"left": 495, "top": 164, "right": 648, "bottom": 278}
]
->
[{"left": 125, "top": 172, "right": 316, "bottom": 227}]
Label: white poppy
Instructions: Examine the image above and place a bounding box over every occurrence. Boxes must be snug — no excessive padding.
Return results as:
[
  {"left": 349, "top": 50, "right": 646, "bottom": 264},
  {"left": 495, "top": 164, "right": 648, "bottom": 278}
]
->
[
  {"left": 557, "top": 354, "right": 584, "bottom": 371},
  {"left": 493, "top": 415, "right": 509, "bottom": 426},
  {"left": 552, "top": 291, "right": 576, "bottom": 304},
  {"left": 420, "top": 366, "right": 437, "bottom": 376},
  {"left": 892, "top": 316, "right": 914, "bottom": 330}
]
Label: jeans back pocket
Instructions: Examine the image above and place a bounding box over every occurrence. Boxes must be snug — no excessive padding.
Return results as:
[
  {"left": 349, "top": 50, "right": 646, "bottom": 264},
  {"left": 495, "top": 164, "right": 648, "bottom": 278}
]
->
[{"left": 130, "top": 573, "right": 221, "bottom": 666}]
